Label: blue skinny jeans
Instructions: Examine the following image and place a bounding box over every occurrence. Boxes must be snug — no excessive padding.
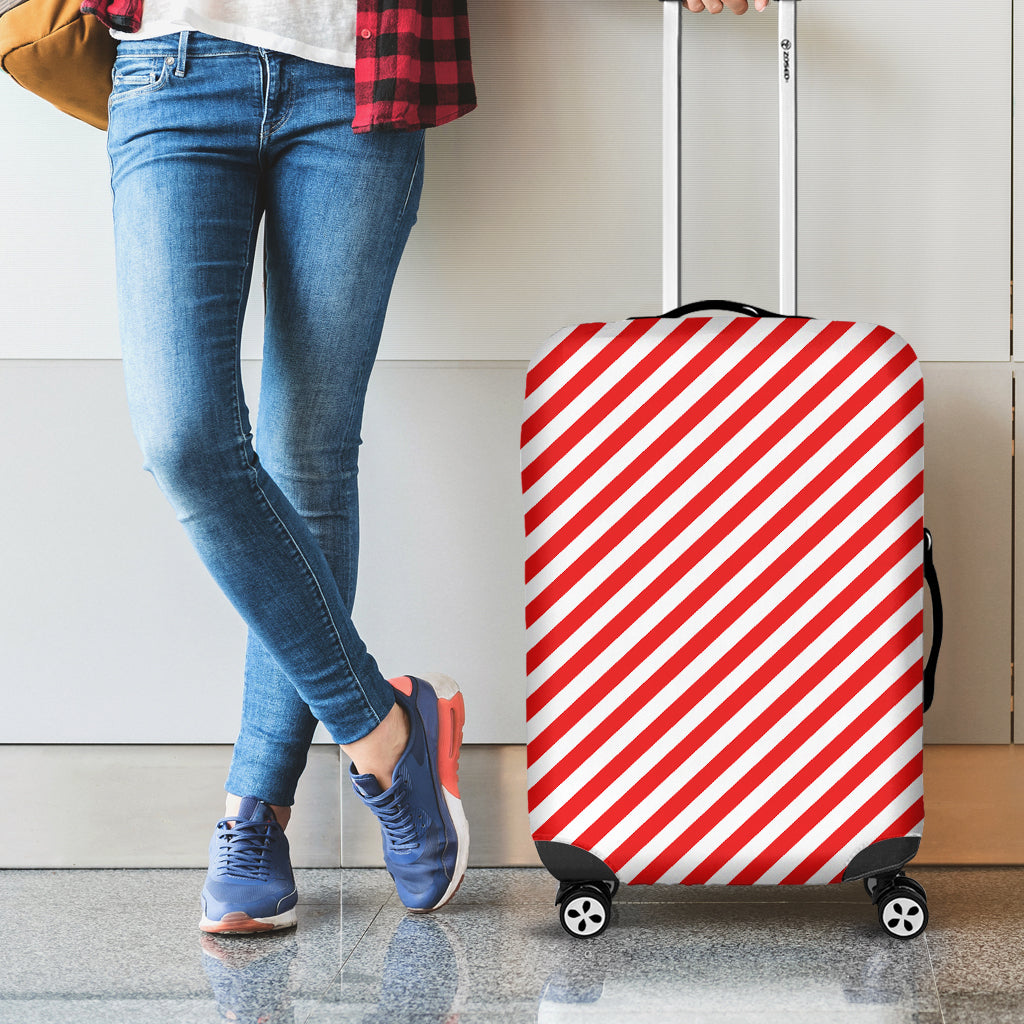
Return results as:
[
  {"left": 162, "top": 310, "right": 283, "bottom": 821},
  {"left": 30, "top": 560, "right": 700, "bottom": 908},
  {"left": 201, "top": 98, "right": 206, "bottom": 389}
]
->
[{"left": 107, "top": 30, "right": 424, "bottom": 805}]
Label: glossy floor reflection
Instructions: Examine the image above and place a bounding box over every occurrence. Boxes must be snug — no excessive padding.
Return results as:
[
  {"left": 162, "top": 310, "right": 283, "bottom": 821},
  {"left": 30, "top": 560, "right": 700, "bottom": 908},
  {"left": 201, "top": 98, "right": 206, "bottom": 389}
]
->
[{"left": 0, "top": 867, "right": 1020, "bottom": 1023}]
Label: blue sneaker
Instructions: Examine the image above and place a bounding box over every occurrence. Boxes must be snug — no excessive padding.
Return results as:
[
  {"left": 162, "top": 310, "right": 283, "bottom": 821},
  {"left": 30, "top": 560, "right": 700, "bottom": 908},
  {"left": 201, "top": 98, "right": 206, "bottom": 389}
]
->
[
  {"left": 199, "top": 796, "right": 298, "bottom": 934},
  {"left": 350, "top": 673, "right": 470, "bottom": 912}
]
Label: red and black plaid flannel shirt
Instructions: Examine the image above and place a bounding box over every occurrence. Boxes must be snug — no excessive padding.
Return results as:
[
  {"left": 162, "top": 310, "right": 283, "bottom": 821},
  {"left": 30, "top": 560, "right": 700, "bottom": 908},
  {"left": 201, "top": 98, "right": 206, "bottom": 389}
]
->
[{"left": 79, "top": 0, "right": 476, "bottom": 133}]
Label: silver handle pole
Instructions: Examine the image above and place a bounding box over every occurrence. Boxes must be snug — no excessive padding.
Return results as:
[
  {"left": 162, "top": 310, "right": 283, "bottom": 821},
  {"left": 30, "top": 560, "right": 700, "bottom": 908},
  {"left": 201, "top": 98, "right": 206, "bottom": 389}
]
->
[
  {"left": 663, "top": 1, "right": 682, "bottom": 313},
  {"left": 668, "top": 2, "right": 797, "bottom": 315},
  {"left": 778, "top": 0, "right": 798, "bottom": 316}
]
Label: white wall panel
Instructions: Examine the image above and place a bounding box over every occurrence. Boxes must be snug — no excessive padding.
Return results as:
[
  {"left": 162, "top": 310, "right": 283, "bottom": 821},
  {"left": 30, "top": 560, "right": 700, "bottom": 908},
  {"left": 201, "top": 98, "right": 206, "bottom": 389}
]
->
[
  {"left": 354, "top": 362, "right": 528, "bottom": 741},
  {"left": 0, "top": 361, "right": 249, "bottom": 742},
  {"left": 379, "top": 0, "right": 663, "bottom": 359},
  {"left": 0, "top": 83, "right": 120, "bottom": 359},
  {"left": 676, "top": 1, "right": 1009, "bottom": 362},
  {"left": 0, "top": 360, "right": 528, "bottom": 743},
  {"left": 921, "top": 363, "right": 1012, "bottom": 744},
  {"left": 0, "top": 0, "right": 664, "bottom": 362}
]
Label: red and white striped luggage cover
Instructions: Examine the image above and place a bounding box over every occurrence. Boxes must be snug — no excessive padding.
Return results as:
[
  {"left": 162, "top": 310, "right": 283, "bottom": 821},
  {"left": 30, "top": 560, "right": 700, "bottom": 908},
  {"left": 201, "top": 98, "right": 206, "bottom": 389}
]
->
[{"left": 522, "top": 313, "right": 925, "bottom": 887}]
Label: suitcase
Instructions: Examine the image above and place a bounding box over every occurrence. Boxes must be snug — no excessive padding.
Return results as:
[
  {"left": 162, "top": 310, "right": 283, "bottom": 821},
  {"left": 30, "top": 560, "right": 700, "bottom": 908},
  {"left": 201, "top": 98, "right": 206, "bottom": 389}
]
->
[{"left": 521, "top": 0, "right": 942, "bottom": 940}]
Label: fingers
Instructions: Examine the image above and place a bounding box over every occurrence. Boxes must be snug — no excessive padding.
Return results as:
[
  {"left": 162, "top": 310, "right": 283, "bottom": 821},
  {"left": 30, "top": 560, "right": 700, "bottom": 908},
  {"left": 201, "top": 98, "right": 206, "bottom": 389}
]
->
[{"left": 686, "top": 0, "right": 770, "bottom": 12}]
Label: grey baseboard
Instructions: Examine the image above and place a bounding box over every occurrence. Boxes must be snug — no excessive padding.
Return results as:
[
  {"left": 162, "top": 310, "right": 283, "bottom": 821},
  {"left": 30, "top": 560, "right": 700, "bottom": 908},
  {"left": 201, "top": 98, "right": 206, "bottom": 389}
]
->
[
  {"left": 0, "top": 744, "right": 341, "bottom": 868},
  {"left": 1, "top": 744, "right": 1020, "bottom": 869},
  {"left": 0, "top": 744, "right": 541, "bottom": 869}
]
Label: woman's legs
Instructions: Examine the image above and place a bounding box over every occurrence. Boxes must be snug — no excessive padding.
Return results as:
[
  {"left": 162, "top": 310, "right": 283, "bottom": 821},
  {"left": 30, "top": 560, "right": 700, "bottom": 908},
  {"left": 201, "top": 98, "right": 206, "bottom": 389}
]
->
[
  {"left": 109, "top": 33, "right": 465, "bottom": 926},
  {"left": 108, "top": 32, "right": 421, "bottom": 802}
]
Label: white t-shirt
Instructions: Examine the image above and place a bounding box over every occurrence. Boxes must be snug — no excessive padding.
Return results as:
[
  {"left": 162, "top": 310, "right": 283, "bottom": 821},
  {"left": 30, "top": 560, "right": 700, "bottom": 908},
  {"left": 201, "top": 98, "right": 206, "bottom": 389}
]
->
[{"left": 109, "top": 1, "right": 358, "bottom": 69}]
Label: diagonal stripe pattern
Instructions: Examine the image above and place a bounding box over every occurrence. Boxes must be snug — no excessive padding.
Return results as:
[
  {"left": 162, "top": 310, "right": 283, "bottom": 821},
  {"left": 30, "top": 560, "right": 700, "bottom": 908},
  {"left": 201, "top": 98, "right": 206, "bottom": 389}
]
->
[{"left": 522, "top": 316, "right": 925, "bottom": 887}]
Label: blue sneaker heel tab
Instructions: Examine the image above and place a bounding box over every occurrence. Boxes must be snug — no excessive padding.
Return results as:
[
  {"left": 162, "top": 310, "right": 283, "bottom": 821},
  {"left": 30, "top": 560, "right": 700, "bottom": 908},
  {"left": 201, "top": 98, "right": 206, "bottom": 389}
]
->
[{"left": 235, "top": 795, "right": 277, "bottom": 822}]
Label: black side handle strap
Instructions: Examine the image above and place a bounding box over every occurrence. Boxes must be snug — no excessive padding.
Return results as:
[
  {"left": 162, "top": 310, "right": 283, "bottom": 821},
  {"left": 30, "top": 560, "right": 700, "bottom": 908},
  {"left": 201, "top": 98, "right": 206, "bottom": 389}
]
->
[
  {"left": 923, "top": 527, "right": 942, "bottom": 713},
  {"left": 631, "top": 300, "right": 798, "bottom": 321}
]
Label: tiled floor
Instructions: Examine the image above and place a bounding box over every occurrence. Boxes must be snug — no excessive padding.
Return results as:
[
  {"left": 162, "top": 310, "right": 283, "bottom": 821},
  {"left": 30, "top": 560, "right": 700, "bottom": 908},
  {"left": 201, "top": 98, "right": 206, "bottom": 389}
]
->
[{"left": 0, "top": 867, "right": 1020, "bottom": 1023}]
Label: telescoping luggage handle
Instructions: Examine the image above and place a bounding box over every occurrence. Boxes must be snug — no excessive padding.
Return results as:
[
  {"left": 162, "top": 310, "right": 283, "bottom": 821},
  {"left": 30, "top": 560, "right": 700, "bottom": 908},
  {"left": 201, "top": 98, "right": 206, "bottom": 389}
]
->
[{"left": 660, "top": 0, "right": 800, "bottom": 317}]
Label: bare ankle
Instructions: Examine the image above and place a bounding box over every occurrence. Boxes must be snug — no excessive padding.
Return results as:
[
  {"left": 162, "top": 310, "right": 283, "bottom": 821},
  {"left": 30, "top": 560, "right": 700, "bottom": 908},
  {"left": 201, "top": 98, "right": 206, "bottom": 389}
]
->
[{"left": 342, "top": 701, "right": 410, "bottom": 790}]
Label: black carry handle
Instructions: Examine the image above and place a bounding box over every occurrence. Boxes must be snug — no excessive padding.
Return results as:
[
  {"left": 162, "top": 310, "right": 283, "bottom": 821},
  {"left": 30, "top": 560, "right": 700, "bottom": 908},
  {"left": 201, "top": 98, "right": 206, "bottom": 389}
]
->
[
  {"left": 661, "top": 300, "right": 790, "bottom": 319},
  {"left": 923, "top": 527, "right": 942, "bottom": 713},
  {"left": 631, "top": 300, "right": 799, "bottom": 321}
]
